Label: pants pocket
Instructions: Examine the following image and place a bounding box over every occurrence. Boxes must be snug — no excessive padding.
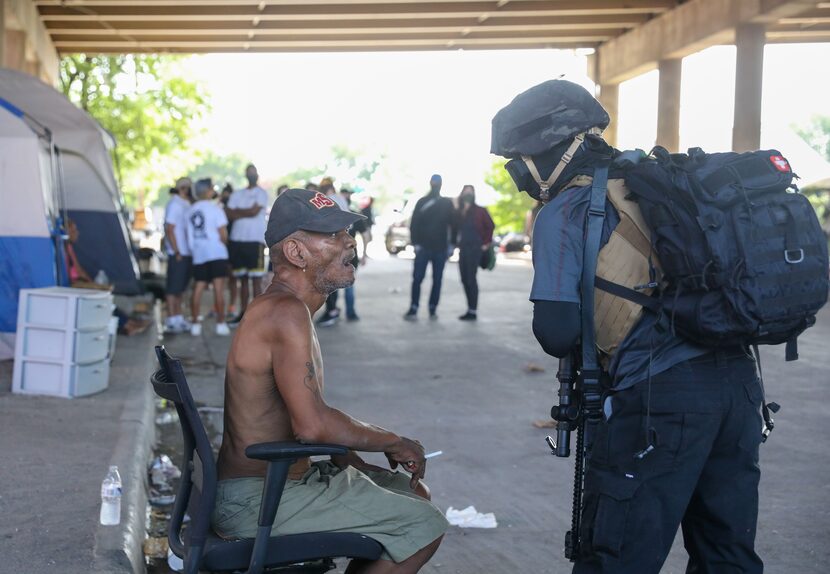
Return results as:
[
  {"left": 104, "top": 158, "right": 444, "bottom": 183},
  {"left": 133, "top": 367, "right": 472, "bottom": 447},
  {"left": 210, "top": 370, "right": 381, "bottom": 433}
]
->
[{"left": 581, "top": 472, "right": 641, "bottom": 558}]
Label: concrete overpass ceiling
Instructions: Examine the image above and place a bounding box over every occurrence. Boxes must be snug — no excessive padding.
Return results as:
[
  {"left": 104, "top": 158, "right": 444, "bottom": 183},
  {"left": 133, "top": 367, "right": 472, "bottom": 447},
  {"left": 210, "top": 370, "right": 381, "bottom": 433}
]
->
[{"left": 36, "top": 0, "right": 678, "bottom": 53}]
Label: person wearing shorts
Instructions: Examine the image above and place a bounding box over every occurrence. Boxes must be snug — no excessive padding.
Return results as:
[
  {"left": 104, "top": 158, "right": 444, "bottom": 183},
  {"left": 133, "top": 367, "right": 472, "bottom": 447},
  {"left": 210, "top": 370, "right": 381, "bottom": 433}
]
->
[
  {"left": 186, "top": 178, "right": 231, "bottom": 336},
  {"left": 225, "top": 164, "right": 269, "bottom": 323},
  {"left": 214, "top": 189, "right": 447, "bottom": 572},
  {"left": 163, "top": 178, "right": 193, "bottom": 333}
]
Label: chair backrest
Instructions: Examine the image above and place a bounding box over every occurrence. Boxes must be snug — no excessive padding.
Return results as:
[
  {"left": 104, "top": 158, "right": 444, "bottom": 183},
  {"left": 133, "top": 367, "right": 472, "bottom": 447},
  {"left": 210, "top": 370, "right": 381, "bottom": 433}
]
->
[{"left": 151, "top": 345, "right": 218, "bottom": 567}]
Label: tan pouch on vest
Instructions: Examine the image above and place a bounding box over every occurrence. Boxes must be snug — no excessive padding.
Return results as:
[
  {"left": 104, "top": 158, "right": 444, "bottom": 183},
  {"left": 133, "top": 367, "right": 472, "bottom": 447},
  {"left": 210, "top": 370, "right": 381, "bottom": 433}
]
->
[{"left": 563, "top": 175, "right": 659, "bottom": 366}]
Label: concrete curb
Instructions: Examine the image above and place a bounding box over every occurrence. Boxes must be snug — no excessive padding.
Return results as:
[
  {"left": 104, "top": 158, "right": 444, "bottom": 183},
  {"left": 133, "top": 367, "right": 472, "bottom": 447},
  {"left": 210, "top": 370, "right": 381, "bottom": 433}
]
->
[{"left": 92, "top": 335, "right": 158, "bottom": 574}]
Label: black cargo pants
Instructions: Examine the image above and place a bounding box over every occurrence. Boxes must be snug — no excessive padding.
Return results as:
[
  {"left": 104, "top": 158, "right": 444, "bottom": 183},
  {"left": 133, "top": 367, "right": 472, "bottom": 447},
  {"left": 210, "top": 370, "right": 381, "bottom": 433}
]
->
[{"left": 573, "top": 349, "right": 765, "bottom": 574}]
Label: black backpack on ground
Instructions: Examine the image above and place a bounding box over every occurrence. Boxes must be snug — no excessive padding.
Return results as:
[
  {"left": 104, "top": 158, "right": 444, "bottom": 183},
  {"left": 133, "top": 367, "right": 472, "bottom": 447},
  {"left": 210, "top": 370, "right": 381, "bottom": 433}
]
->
[{"left": 622, "top": 146, "right": 829, "bottom": 360}]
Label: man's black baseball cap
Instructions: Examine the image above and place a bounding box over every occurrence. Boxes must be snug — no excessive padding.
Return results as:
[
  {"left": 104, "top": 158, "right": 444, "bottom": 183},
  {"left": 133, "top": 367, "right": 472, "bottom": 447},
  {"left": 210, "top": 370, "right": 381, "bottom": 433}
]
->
[{"left": 264, "top": 188, "right": 366, "bottom": 247}]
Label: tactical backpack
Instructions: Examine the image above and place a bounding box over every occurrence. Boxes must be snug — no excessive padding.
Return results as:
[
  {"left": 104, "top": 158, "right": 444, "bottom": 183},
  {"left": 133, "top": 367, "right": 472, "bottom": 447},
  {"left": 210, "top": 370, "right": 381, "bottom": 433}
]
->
[{"left": 622, "top": 146, "right": 829, "bottom": 360}]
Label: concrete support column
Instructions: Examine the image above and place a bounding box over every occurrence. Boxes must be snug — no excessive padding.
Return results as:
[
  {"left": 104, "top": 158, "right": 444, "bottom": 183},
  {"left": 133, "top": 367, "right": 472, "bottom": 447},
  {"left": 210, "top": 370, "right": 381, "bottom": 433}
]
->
[
  {"left": 732, "top": 23, "right": 765, "bottom": 152},
  {"left": 24, "top": 57, "right": 41, "bottom": 78},
  {"left": 656, "top": 58, "right": 682, "bottom": 152},
  {"left": 597, "top": 83, "right": 619, "bottom": 148},
  {"left": 0, "top": 0, "right": 6, "bottom": 68},
  {"left": 4, "top": 29, "right": 25, "bottom": 69}
]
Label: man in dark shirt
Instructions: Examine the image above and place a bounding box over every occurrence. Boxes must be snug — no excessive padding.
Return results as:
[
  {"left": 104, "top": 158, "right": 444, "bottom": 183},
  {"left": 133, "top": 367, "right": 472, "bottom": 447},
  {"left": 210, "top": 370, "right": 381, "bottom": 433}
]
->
[{"left": 404, "top": 174, "right": 455, "bottom": 320}]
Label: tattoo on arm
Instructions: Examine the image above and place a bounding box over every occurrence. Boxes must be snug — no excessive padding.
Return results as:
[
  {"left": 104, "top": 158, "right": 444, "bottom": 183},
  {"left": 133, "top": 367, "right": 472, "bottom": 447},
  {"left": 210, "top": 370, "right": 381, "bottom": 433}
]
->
[{"left": 303, "top": 362, "right": 322, "bottom": 400}]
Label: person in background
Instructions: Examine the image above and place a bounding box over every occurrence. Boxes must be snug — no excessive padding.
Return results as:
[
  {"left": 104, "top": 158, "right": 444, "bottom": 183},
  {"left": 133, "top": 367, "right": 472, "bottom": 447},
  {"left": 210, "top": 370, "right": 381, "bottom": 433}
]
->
[
  {"left": 225, "top": 164, "right": 269, "bottom": 326},
  {"left": 359, "top": 195, "right": 375, "bottom": 265},
  {"left": 341, "top": 188, "right": 367, "bottom": 321},
  {"left": 186, "top": 178, "right": 231, "bottom": 337},
  {"left": 305, "top": 181, "right": 319, "bottom": 192},
  {"left": 64, "top": 219, "right": 149, "bottom": 336},
  {"left": 454, "top": 185, "right": 494, "bottom": 321},
  {"left": 276, "top": 184, "right": 289, "bottom": 197},
  {"left": 316, "top": 184, "right": 364, "bottom": 325},
  {"left": 219, "top": 182, "right": 239, "bottom": 318},
  {"left": 404, "top": 174, "right": 455, "bottom": 320},
  {"left": 163, "top": 177, "right": 193, "bottom": 333}
]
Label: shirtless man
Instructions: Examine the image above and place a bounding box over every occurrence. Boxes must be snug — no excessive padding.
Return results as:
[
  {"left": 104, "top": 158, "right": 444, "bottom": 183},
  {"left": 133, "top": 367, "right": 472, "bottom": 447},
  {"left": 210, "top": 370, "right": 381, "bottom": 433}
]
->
[{"left": 213, "top": 189, "right": 448, "bottom": 574}]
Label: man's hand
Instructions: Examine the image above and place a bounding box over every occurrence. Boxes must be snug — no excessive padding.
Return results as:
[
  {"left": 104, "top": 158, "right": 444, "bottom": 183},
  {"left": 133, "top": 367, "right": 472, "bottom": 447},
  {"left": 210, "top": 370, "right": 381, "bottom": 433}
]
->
[{"left": 384, "top": 437, "right": 426, "bottom": 489}]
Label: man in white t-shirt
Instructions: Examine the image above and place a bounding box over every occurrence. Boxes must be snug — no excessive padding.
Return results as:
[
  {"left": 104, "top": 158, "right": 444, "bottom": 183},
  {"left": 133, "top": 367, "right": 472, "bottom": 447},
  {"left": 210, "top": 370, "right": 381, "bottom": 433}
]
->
[
  {"left": 186, "top": 178, "right": 231, "bottom": 336},
  {"left": 163, "top": 177, "right": 193, "bottom": 333},
  {"left": 225, "top": 164, "right": 269, "bottom": 324}
]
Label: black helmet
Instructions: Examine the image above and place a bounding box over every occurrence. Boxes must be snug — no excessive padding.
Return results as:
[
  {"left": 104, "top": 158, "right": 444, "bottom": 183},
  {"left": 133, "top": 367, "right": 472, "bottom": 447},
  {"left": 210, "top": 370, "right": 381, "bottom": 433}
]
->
[{"left": 490, "top": 79, "right": 610, "bottom": 159}]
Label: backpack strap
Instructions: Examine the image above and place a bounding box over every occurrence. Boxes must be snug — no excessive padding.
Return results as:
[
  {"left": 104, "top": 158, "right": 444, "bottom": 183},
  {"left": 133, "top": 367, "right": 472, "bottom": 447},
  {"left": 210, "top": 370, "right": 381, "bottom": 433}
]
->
[
  {"left": 522, "top": 132, "right": 586, "bottom": 201},
  {"left": 580, "top": 163, "right": 610, "bottom": 447},
  {"left": 595, "top": 277, "right": 661, "bottom": 313}
]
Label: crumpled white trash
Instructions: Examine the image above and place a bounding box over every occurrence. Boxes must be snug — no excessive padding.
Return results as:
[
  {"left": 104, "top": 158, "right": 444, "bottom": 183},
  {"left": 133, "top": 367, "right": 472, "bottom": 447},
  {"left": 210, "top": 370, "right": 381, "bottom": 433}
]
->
[{"left": 445, "top": 506, "right": 498, "bottom": 528}]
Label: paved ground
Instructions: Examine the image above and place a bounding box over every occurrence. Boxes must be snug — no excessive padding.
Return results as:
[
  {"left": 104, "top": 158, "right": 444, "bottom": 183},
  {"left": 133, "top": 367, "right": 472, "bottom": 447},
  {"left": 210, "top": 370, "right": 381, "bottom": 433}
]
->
[
  {"left": 0, "top": 325, "right": 158, "bottom": 574},
  {"left": 159, "top": 253, "right": 830, "bottom": 574}
]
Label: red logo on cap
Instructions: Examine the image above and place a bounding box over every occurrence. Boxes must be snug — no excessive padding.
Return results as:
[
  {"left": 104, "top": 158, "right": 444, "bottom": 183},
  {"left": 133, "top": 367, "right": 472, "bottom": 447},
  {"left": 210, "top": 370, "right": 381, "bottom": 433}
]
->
[
  {"left": 770, "top": 155, "right": 791, "bottom": 172},
  {"left": 309, "top": 193, "right": 336, "bottom": 209}
]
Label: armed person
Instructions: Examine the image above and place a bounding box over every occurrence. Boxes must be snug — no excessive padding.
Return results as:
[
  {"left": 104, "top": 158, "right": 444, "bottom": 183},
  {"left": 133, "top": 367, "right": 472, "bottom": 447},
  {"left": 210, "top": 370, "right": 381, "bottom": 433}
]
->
[
  {"left": 491, "top": 79, "right": 830, "bottom": 573},
  {"left": 214, "top": 189, "right": 448, "bottom": 573}
]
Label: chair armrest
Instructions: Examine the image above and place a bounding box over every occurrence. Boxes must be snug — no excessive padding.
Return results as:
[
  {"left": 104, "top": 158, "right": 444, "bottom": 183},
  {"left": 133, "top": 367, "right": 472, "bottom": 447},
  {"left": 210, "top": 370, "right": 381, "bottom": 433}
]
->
[{"left": 245, "top": 441, "right": 348, "bottom": 462}]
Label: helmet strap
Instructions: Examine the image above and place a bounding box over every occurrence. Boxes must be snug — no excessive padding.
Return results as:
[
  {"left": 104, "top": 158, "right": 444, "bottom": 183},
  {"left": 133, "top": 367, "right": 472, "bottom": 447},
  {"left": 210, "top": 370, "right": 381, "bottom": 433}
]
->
[{"left": 521, "top": 127, "right": 603, "bottom": 201}]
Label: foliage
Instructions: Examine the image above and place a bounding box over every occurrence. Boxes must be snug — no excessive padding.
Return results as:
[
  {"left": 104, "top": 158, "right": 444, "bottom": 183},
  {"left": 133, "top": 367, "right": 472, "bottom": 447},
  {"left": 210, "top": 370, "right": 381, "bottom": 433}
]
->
[
  {"left": 795, "top": 115, "right": 830, "bottom": 162},
  {"left": 187, "top": 151, "right": 251, "bottom": 192},
  {"left": 60, "top": 54, "right": 210, "bottom": 207},
  {"left": 795, "top": 115, "right": 830, "bottom": 229},
  {"left": 485, "top": 160, "right": 535, "bottom": 234},
  {"left": 277, "top": 145, "right": 383, "bottom": 193}
]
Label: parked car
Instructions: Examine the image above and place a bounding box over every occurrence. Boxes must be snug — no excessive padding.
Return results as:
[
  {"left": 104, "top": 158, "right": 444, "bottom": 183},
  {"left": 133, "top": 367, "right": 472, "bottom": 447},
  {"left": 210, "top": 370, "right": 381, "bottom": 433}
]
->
[
  {"left": 384, "top": 199, "right": 417, "bottom": 255},
  {"left": 498, "top": 232, "right": 531, "bottom": 253}
]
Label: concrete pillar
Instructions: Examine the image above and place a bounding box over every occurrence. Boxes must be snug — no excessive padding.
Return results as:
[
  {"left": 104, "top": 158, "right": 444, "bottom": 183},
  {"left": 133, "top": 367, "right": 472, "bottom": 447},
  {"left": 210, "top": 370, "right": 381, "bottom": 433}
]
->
[
  {"left": 656, "top": 58, "right": 682, "bottom": 152},
  {"left": 0, "top": 0, "right": 6, "bottom": 68},
  {"left": 732, "top": 23, "right": 765, "bottom": 152},
  {"left": 24, "top": 57, "right": 41, "bottom": 78},
  {"left": 4, "top": 29, "right": 25, "bottom": 70},
  {"left": 598, "top": 83, "right": 619, "bottom": 148}
]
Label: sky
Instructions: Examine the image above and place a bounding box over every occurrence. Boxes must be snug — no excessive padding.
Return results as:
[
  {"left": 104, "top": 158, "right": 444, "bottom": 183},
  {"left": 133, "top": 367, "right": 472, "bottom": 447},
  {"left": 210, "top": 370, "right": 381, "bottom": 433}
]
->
[{"left": 183, "top": 43, "right": 830, "bottom": 203}]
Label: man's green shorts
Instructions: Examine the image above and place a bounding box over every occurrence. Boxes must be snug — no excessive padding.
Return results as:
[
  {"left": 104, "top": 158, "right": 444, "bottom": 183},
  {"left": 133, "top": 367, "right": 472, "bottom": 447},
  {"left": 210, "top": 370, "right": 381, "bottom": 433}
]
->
[{"left": 212, "top": 461, "right": 449, "bottom": 563}]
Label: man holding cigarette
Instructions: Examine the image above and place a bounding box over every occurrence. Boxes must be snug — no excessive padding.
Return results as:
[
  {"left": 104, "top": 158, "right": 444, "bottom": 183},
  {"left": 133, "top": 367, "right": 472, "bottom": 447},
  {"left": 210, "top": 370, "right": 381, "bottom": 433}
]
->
[{"left": 214, "top": 189, "right": 447, "bottom": 573}]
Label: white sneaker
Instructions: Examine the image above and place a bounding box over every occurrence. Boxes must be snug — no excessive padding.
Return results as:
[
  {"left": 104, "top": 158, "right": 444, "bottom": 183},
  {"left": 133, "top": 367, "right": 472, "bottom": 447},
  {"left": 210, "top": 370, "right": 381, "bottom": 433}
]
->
[
  {"left": 190, "top": 323, "right": 202, "bottom": 337},
  {"left": 215, "top": 322, "right": 230, "bottom": 336}
]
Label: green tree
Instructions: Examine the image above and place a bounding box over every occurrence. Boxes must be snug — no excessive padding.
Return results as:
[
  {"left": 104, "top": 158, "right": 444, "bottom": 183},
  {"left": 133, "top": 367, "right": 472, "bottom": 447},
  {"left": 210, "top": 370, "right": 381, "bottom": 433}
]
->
[
  {"left": 187, "top": 151, "right": 251, "bottom": 191},
  {"left": 796, "top": 115, "right": 830, "bottom": 161},
  {"left": 277, "top": 145, "right": 383, "bottom": 192},
  {"left": 795, "top": 115, "right": 830, "bottom": 226},
  {"left": 485, "top": 159, "right": 535, "bottom": 234},
  {"left": 60, "top": 54, "right": 210, "bottom": 207}
]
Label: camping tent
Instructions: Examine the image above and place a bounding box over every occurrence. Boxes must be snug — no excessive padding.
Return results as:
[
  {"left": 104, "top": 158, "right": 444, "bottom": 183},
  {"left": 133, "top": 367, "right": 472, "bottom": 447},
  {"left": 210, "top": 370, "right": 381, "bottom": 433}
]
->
[
  {"left": 0, "top": 101, "right": 65, "bottom": 360},
  {"left": 0, "top": 68, "right": 140, "bottom": 295}
]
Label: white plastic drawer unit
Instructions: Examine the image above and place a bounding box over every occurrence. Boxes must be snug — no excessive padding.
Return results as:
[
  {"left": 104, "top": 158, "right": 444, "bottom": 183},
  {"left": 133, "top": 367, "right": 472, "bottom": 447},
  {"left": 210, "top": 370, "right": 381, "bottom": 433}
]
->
[
  {"left": 76, "top": 295, "right": 114, "bottom": 330},
  {"left": 12, "top": 287, "right": 114, "bottom": 398},
  {"left": 20, "top": 327, "right": 109, "bottom": 364}
]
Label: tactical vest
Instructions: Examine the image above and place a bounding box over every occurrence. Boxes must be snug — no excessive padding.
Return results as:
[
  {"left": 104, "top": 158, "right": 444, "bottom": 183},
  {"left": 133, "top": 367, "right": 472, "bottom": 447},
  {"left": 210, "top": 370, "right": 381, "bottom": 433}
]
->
[{"left": 562, "top": 174, "right": 659, "bottom": 363}]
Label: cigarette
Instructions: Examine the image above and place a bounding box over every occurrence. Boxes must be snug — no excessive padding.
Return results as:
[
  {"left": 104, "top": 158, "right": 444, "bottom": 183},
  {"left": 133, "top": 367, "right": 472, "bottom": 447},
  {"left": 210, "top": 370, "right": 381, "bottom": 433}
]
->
[{"left": 424, "top": 450, "right": 443, "bottom": 459}]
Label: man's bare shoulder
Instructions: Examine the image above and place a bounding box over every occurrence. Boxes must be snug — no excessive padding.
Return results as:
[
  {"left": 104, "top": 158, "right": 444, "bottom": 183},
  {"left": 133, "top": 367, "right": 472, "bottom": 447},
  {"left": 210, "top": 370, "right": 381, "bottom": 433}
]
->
[{"left": 240, "top": 289, "right": 312, "bottom": 340}]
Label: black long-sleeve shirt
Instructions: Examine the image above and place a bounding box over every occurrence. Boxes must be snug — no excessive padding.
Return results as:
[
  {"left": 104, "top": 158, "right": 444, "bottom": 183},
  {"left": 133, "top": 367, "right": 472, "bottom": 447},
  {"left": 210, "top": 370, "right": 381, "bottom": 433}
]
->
[{"left": 409, "top": 192, "right": 455, "bottom": 251}]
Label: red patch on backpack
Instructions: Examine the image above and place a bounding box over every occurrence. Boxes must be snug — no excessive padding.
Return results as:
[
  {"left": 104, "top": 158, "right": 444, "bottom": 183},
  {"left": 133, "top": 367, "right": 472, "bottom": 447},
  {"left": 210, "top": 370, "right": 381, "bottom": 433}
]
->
[
  {"left": 309, "top": 193, "right": 336, "bottom": 209},
  {"left": 770, "top": 155, "right": 791, "bottom": 173}
]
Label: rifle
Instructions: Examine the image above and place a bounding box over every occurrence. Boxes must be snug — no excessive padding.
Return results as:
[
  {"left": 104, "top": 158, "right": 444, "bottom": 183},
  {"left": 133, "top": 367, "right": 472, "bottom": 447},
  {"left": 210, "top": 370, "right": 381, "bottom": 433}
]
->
[{"left": 545, "top": 351, "right": 603, "bottom": 561}]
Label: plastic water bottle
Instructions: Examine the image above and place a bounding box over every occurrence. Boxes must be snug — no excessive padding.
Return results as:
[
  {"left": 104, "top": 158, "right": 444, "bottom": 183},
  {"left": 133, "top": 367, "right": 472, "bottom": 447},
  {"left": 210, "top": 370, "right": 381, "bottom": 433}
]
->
[
  {"left": 99, "top": 466, "right": 122, "bottom": 525},
  {"left": 94, "top": 269, "right": 110, "bottom": 285}
]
